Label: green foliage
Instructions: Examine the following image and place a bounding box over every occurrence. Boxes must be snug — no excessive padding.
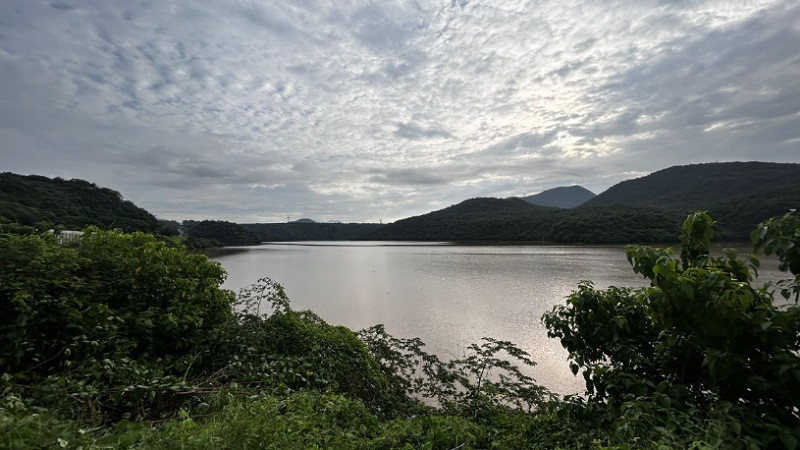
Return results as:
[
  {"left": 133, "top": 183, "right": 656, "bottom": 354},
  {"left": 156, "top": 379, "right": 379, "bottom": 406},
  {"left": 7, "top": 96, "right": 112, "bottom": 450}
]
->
[
  {"left": 546, "top": 205, "right": 683, "bottom": 243},
  {"left": 182, "top": 236, "right": 223, "bottom": 250},
  {"left": 0, "top": 391, "right": 497, "bottom": 450},
  {"left": 524, "top": 393, "right": 753, "bottom": 449},
  {"left": 369, "top": 414, "right": 491, "bottom": 449},
  {"left": 359, "top": 325, "right": 552, "bottom": 421},
  {"left": 679, "top": 211, "right": 714, "bottom": 268},
  {"left": 141, "top": 392, "right": 379, "bottom": 449},
  {"left": 183, "top": 220, "right": 262, "bottom": 246},
  {"left": 710, "top": 181, "right": 800, "bottom": 240},
  {"left": 543, "top": 210, "right": 800, "bottom": 448},
  {"left": 211, "top": 277, "right": 552, "bottom": 421},
  {"left": 0, "top": 216, "right": 37, "bottom": 236},
  {"left": 0, "top": 172, "right": 161, "bottom": 233},
  {"left": 3, "top": 209, "right": 800, "bottom": 448},
  {"left": 156, "top": 219, "right": 181, "bottom": 236},
  {"left": 0, "top": 255, "right": 551, "bottom": 446},
  {"left": 0, "top": 227, "right": 236, "bottom": 421},
  {"left": 222, "top": 310, "right": 409, "bottom": 416},
  {"left": 0, "top": 228, "right": 234, "bottom": 374},
  {"left": 752, "top": 209, "right": 800, "bottom": 301}
]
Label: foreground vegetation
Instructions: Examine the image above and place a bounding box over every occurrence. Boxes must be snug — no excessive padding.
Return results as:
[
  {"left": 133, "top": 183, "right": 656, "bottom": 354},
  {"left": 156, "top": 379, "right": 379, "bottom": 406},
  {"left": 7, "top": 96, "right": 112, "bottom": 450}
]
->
[{"left": 1, "top": 210, "right": 799, "bottom": 448}]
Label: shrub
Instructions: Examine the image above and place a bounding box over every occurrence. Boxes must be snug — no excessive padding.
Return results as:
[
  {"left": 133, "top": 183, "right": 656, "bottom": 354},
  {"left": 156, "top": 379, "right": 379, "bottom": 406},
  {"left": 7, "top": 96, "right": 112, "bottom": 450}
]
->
[
  {"left": 0, "top": 228, "right": 235, "bottom": 420},
  {"left": 543, "top": 210, "right": 800, "bottom": 447},
  {"left": 199, "top": 277, "right": 419, "bottom": 418}
]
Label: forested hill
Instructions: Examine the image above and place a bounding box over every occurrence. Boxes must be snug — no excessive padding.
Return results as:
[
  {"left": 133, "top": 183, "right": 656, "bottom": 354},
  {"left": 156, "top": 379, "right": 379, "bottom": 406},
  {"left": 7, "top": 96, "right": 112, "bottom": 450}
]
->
[
  {"left": 583, "top": 161, "right": 800, "bottom": 236},
  {"left": 522, "top": 185, "right": 596, "bottom": 208},
  {"left": 367, "top": 197, "right": 684, "bottom": 243},
  {"left": 4, "top": 162, "right": 794, "bottom": 243},
  {"left": 585, "top": 162, "right": 799, "bottom": 209},
  {"left": 242, "top": 222, "right": 384, "bottom": 241},
  {"left": 0, "top": 172, "right": 161, "bottom": 233},
  {"left": 438, "top": 197, "right": 544, "bottom": 214},
  {"left": 183, "top": 220, "right": 263, "bottom": 246}
]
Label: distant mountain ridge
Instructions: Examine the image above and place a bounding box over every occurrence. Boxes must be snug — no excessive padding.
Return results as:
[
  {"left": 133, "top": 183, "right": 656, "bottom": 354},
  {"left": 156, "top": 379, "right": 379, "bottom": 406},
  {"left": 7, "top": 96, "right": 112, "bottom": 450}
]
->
[
  {"left": 584, "top": 161, "right": 800, "bottom": 210},
  {"left": 369, "top": 161, "right": 800, "bottom": 242},
  {"left": 522, "top": 186, "right": 596, "bottom": 208},
  {"left": 583, "top": 161, "right": 800, "bottom": 236},
  {"left": 2, "top": 161, "right": 795, "bottom": 244}
]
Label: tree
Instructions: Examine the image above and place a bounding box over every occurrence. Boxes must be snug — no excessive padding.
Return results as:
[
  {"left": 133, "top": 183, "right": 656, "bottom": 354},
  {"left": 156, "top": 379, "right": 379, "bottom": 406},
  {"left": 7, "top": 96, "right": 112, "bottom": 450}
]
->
[{"left": 543, "top": 211, "right": 800, "bottom": 447}]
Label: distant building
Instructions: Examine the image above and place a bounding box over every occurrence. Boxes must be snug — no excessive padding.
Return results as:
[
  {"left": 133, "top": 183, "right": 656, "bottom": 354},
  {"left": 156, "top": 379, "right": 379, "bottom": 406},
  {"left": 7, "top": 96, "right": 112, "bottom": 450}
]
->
[{"left": 56, "top": 230, "right": 84, "bottom": 245}]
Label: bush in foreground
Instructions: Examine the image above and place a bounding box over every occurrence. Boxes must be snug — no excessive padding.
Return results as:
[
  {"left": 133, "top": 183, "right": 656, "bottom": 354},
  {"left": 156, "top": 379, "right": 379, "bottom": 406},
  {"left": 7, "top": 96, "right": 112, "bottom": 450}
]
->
[{"left": 544, "top": 210, "right": 800, "bottom": 448}]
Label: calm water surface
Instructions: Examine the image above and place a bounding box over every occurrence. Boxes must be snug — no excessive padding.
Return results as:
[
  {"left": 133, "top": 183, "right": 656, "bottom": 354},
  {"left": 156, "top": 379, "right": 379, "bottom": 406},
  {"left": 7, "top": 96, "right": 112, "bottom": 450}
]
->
[{"left": 208, "top": 242, "right": 782, "bottom": 395}]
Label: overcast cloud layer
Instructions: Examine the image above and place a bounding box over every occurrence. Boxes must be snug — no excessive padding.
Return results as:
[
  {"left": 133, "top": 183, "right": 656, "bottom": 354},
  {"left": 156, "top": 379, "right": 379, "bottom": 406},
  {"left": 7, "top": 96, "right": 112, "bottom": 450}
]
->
[{"left": 1, "top": 0, "right": 799, "bottom": 222}]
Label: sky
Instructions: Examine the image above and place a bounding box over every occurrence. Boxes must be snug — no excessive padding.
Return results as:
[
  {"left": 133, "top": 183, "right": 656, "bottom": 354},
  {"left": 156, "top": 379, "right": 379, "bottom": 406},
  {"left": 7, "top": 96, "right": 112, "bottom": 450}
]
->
[{"left": 1, "top": 0, "right": 799, "bottom": 223}]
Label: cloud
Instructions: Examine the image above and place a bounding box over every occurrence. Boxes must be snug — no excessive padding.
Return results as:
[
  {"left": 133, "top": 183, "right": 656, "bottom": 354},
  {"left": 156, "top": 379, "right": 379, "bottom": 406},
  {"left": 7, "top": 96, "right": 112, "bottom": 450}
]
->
[
  {"left": 0, "top": 0, "right": 797, "bottom": 222},
  {"left": 393, "top": 122, "right": 454, "bottom": 140},
  {"left": 584, "top": 1, "right": 800, "bottom": 167},
  {"left": 367, "top": 168, "right": 450, "bottom": 186}
]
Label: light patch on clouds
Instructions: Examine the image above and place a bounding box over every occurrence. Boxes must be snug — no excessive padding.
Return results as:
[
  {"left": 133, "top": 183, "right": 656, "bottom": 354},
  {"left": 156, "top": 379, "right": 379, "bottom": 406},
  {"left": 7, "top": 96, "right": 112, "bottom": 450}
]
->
[
  {"left": 394, "top": 122, "right": 454, "bottom": 140},
  {"left": 0, "top": 0, "right": 798, "bottom": 222}
]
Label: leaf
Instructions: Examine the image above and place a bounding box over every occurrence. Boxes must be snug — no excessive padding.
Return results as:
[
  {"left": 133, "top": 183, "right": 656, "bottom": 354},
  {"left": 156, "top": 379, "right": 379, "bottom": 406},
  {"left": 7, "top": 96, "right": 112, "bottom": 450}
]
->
[
  {"left": 750, "top": 227, "right": 766, "bottom": 245},
  {"left": 780, "top": 432, "right": 798, "bottom": 450}
]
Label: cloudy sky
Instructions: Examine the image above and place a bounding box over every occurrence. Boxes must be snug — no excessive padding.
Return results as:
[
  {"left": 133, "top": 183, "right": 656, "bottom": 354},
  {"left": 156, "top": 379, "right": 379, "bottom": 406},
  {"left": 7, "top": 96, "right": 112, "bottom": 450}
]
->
[{"left": 1, "top": 0, "right": 799, "bottom": 222}]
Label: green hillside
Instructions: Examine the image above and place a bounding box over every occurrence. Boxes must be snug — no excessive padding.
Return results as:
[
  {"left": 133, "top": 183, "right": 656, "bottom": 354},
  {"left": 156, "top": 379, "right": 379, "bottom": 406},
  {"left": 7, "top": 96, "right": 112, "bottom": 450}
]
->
[
  {"left": 584, "top": 162, "right": 799, "bottom": 209},
  {"left": 368, "top": 198, "right": 685, "bottom": 243},
  {"left": 438, "top": 197, "right": 544, "bottom": 214},
  {"left": 242, "top": 222, "right": 384, "bottom": 241},
  {"left": 370, "top": 161, "right": 800, "bottom": 243},
  {"left": 0, "top": 172, "right": 161, "bottom": 233},
  {"left": 366, "top": 198, "right": 554, "bottom": 242},
  {"left": 582, "top": 162, "right": 800, "bottom": 238},
  {"left": 183, "top": 220, "right": 263, "bottom": 246}
]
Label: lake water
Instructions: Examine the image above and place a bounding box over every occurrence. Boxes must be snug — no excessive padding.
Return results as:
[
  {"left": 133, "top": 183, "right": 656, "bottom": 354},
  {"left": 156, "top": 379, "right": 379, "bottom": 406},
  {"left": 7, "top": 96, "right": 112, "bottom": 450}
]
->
[{"left": 207, "top": 242, "right": 785, "bottom": 395}]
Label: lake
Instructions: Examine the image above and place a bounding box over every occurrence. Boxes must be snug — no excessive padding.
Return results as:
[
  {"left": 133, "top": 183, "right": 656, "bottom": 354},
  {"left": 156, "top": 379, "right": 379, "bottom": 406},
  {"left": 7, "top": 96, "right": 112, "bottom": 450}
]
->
[{"left": 207, "top": 242, "right": 785, "bottom": 395}]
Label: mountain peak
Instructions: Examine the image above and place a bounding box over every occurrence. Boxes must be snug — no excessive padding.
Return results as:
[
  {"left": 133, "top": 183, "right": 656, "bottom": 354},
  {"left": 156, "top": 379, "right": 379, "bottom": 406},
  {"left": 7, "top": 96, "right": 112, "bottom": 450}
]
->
[{"left": 521, "top": 186, "right": 596, "bottom": 208}]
